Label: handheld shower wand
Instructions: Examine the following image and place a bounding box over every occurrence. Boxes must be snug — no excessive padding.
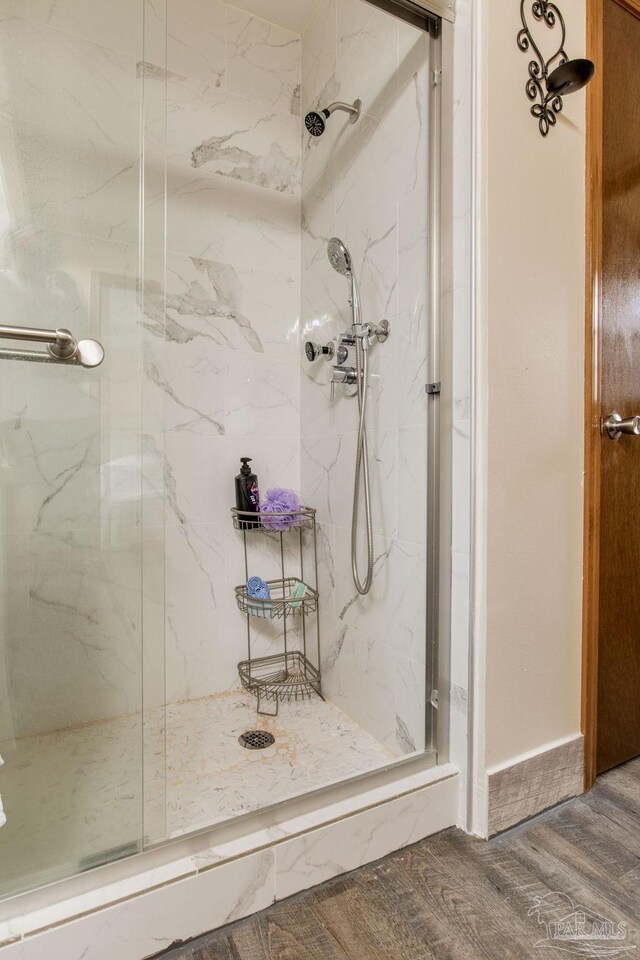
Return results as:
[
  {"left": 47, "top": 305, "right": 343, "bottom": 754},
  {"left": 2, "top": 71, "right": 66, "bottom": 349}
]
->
[{"left": 327, "top": 238, "right": 374, "bottom": 596}]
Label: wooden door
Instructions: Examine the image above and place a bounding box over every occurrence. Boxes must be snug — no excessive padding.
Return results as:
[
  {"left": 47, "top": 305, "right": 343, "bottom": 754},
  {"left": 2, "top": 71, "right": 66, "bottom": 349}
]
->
[{"left": 597, "top": 0, "right": 640, "bottom": 773}]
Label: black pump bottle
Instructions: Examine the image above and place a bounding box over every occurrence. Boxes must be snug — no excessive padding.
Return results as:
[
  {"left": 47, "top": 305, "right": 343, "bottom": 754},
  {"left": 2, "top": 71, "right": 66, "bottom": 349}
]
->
[{"left": 235, "top": 458, "right": 260, "bottom": 529}]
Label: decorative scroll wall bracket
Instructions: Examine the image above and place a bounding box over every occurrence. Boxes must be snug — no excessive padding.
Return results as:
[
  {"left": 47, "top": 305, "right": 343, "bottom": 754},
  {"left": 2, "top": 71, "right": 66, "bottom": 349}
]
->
[{"left": 517, "top": 1, "right": 595, "bottom": 138}]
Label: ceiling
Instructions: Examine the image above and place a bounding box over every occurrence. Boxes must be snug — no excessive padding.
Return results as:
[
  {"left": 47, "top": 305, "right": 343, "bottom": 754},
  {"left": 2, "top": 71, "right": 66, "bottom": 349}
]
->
[{"left": 236, "top": 0, "right": 321, "bottom": 34}]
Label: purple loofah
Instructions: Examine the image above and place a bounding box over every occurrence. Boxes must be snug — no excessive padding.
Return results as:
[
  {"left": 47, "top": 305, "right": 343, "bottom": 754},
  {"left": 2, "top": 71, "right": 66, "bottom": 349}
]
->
[{"left": 261, "top": 487, "right": 302, "bottom": 530}]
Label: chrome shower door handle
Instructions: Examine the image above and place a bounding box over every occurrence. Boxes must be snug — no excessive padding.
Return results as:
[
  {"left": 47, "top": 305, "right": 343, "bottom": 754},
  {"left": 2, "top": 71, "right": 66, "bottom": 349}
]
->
[
  {"left": 604, "top": 412, "right": 640, "bottom": 440},
  {"left": 0, "top": 323, "right": 104, "bottom": 367}
]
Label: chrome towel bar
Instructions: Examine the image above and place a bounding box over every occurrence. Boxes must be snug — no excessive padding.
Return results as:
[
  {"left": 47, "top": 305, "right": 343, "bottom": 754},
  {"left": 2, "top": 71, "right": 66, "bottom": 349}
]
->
[{"left": 0, "top": 323, "right": 104, "bottom": 368}]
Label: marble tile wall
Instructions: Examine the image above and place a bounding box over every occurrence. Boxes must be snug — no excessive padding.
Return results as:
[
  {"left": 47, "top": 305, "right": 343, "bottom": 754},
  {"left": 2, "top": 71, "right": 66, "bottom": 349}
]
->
[
  {"left": 0, "top": 0, "right": 445, "bottom": 765},
  {"left": 140, "top": 0, "right": 304, "bottom": 707},
  {"left": 0, "top": 1, "right": 148, "bottom": 739},
  {"left": 299, "top": 0, "right": 432, "bottom": 758}
]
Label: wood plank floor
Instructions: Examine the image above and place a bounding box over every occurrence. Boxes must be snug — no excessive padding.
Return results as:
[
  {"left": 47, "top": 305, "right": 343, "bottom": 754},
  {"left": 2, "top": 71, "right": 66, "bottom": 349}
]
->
[{"left": 159, "top": 758, "right": 640, "bottom": 960}]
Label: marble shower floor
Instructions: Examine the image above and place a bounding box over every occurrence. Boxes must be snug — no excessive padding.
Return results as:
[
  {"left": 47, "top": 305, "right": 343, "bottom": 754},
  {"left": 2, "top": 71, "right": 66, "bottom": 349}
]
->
[{"left": 0, "top": 690, "right": 394, "bottom": 896}]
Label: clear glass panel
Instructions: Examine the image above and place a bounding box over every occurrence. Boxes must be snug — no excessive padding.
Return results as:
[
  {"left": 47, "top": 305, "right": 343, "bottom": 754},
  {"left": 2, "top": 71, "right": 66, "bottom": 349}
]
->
[
  {"left": 0, "top": 0, "right": 149, "bottom": 895},
  {"left": 299, "top": 6, "right": 433, "bottom": 761},
  {"left": 0, "top": 0, "right": 436, "bottom": 894},
  {"left": 138, "top": 0, "right": 433, "bottom": 847}
]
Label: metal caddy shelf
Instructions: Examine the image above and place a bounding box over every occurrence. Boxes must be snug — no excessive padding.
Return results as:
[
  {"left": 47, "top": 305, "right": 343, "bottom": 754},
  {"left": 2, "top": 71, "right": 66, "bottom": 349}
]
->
[{"left": 232, "top": 506, "right": 323, "bottom": 716}]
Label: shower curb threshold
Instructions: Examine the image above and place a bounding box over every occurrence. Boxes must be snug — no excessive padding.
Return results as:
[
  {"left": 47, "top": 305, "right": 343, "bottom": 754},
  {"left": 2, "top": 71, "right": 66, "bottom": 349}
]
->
[{"left": 0, "top": 761, "right": 459, "bottom": 960}]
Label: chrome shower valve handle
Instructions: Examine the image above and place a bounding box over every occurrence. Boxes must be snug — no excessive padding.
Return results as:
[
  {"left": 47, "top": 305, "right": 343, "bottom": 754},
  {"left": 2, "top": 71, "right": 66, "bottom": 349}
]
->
[
  {"left": 331, "top": 366, "right": 357, "bottom": 386},
  {"left": 304, "top": 340, "right": 334, "bottom": 362}
]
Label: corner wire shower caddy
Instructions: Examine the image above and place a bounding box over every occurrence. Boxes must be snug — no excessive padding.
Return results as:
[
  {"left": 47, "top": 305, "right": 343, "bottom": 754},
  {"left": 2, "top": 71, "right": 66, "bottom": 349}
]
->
[{"left": 231, "top": 506, "right": 323, "bottom": 716}]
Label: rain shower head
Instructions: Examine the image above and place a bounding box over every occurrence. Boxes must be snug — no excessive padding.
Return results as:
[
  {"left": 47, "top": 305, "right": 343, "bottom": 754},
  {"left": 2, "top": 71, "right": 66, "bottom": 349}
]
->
[
  {"left": 305, "top": 110, "right": 327, "bottom": 137},
  {"left": 327, "top": 238, "right": 352, "bottom": 277},
  {"left": 304, "top": 100, "right": 362, "bottom": 138}
]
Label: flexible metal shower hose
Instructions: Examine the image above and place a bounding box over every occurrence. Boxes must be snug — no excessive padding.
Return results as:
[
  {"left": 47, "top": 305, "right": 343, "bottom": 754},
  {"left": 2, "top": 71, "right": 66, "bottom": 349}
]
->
[{"left": 351, "top": 329, "right": 374, "bottom": 595}]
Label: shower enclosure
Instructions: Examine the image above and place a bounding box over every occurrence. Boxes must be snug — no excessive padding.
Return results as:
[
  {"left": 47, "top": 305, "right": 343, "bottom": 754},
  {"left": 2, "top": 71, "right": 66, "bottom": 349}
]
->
[{"left": 0, "top": 0, "right": 447, "bottom": 903}]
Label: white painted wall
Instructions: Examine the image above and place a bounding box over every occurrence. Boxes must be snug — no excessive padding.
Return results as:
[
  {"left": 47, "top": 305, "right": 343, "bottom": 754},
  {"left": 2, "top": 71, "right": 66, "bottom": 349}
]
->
[{"left": 471, "top": 0, "right": 586, "bottom": 830}]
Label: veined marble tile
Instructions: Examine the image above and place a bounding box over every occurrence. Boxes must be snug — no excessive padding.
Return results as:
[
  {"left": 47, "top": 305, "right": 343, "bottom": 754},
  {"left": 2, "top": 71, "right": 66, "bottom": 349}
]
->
[
  {"left": 340, "top": 204, "right": 399, "bottom": 327},
  {"left": 8, "top": 527, "right": 143, "bottom": 737},
  {"left": 164, "top": 521, "right": 225, "bottom": 612},
  {"left": 280, "top": 520, "right": 336, "bottom": 618},
  {"left": 164, "top": 170, "right": 228, "bottom": 261},
  {"left": 334, "top": 527, "right": 427, "bottom": 664},
  {"left": 146, "top": 336, "right": 225, "bottom": 436},
  {"left": 163, "top": 74, "right": 301, "bottom": 195},
  {"left": 334, "top": 0, "right": 399, "bottom": 121},
  {"left": 166, "top": 0, "right": 225, "bottom": 88},
  {"left": 165, "top": 607, "right": 236, "bottom": 703},
  {"left": 300, "top": 434, "right": 343, "bottom": 527},
  {"left": 330, "top": 428, "right": 397, "bottom": 540},
  {"left": 301, "top": 0, "right": 336, "bottom": 111},
  {"left": 398, "top": 14, "right": 432, "bottom": 92},
  {"left": 225, "top": 522, "right": 304, "bottom": 595},
  {"left": 225, "top": 178, "right": 300, "bottom": 278},
  {"left": 0, "top": 536, "right": 28, "bottom": 645},
  {"left": 314, "top": 521, "right": 336, "bottom": 616},
  {"left": 226, "top": 604, "right": 305, "bottom": 665},
  {"left": 397, "top": 425, "right": 427, "bottom": 545},
  {"left": 396, "top": 306, "right": 429, "bottom": 428},
  {"left": 0, "top": 229, "right": 139, "bottom": 344},
  {"left": 20, "top": 0, "right": 144, "bottom": 59},
  {"left": 162, "top": 254, "right": 261, "bottom": 351},
  {"left": 300, "top": 235, "right": 349, "bottom": 332},
  {"left": 147, "top": 432, "right": 228, "bottom": 525},
  {"left": 300, "top": 361, "right": 336, "bottom": 438},
  {"left": 332, "top": 111, "right": 387, "bottom": 231},
  {"left": 6, "top": 849, "right": 275, "bottom": 960},
  {"left": 93, "top": 345, "right": 144, "bottom": 436},
  {"left": 274, "top": 777, "right": 456, "bottom": 900},
  {"left": 363, "top": 322, "right": 399, "bottom": 433},
  {"left": 398, "top": 185, "right": 430, "bottom": 319},
  {"left": 333, "top": 73, "right": 427, "bottom": 233},
  {"left": 0, "top": 120, "right": 140, "bottom": 245},
  {"left": 160, "top": 252, "right": 299, "bottom": 356},
  {"left": 144, "top": 0, "right": 167, "bottom": 72},
  {"left": 394, "top": 651, "right": 426, "bottom": 755},
  {"left": 225, "top": 352, "right": 299, "bottom": 439},
  {"left": 320, "top": 618, "right": 396, "bottom": 754},
  {"left": 0, "top": 17, "right": 139, "bottom": 150},
  {"left": 301, "top": 427, "right": 396, "bottom": 539},
  {"left": 301, "top": 155, "right": 336, "bottom": 245},
  {"left": 25, "top": 426, "right": 102, "bottom": 534},
  {"left": 227, "top": 6, "right": 300, "bottom": 116},
  {"left": 384, "top": 52, "right": 429, "bottom": 203},
  {"left": 231, "top": 0, "right": 319, "bottom": 35},
  {"left": 225, "top": 435, "right": 300, "bottom": 499}
]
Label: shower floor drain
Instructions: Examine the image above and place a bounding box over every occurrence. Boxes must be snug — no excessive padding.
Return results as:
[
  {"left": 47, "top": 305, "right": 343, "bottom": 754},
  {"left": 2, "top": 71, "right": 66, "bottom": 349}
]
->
[{"left": 239, "top": 730, "right": 275, "bottom": 750}]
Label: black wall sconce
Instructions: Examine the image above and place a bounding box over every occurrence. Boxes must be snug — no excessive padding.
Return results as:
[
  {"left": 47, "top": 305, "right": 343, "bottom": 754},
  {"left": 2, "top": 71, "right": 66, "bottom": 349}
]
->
[{"left": 517, "top": 1, "right": 595, "bottom": 138}]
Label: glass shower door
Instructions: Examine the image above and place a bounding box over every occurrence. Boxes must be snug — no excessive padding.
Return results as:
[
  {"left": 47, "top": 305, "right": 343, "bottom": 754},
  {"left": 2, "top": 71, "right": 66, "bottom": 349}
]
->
[{"left": 0, "top": 0, "right": 156, "bottom": 896}]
